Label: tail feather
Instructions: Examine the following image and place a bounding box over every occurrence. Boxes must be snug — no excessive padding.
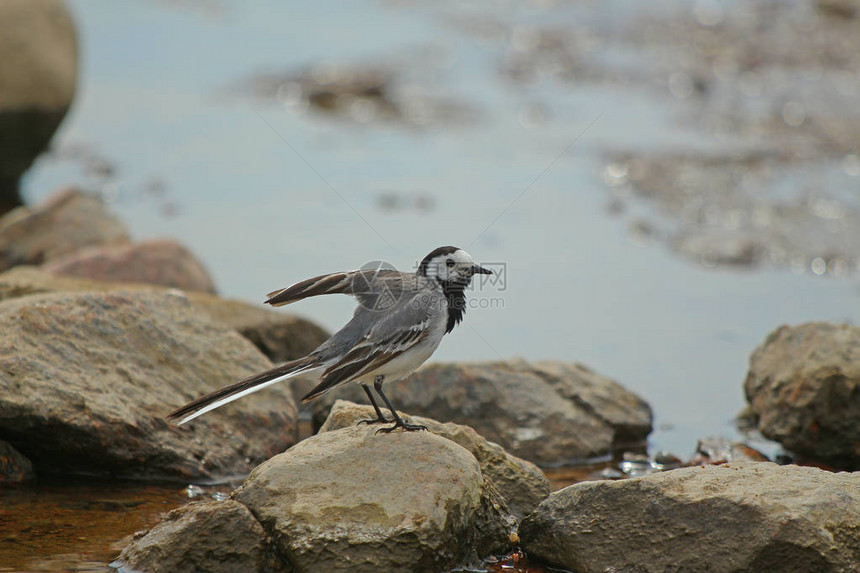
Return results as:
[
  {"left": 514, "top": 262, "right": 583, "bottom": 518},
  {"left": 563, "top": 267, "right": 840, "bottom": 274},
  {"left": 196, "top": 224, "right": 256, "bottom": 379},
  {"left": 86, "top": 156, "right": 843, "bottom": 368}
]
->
[
  {"left": 301, "top": 383, "right": 334, "bottom": 404},
  {"left": 167, "top": 357, "right": 319, "bottom": 425}
]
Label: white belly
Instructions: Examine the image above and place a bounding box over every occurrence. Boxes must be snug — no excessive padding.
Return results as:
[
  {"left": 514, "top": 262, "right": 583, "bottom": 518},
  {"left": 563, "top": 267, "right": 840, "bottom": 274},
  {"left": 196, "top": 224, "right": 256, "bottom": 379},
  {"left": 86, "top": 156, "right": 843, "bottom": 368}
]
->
[{"left": 356, "top": 324, "right": 446, "bottom": 384}]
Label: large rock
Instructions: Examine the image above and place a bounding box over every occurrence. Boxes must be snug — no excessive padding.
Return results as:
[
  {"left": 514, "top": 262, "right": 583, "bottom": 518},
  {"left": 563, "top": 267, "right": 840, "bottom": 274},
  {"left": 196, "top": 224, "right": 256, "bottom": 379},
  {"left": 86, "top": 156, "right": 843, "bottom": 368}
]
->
[
  {"left": 0, "top": 266, "right": 329, "bottom": 363},
  {"left": 529, "top": 361, "right": 653, "bottom": 449},
  {"left": 320, "top": 400, "right": 550, "bottom": 520},
  {"left": 0, "top": 189, "right": 129, "bottom": 272},
  {"left": 744, "top": 322, "right": 860, "bottom": 469},
  {"left": 120, "top": 422, "right": 513, "bottom": 573},
  {"left": 115, "top": 500, "right": 284, "bottom": 573},
  {"left": 42, "top": 238, "right": 218, "bottom": 294},
  {"left": 312, "top": 360, "right": 652, "bottom": 467},
  {"left": 233, "top": 424, "right": 510, "bottom": 573},
  {"left": 0, "top": 290, "right": 298, "bottom": 480},
  {"left": 0, "top": 0, "right": 77, "bottom": 213},
  {"left": 189, "top": 288, "right": 330, "bottom": 364},
  {"left": 520, "top": 461, "right": 860, "bottom": 573}
]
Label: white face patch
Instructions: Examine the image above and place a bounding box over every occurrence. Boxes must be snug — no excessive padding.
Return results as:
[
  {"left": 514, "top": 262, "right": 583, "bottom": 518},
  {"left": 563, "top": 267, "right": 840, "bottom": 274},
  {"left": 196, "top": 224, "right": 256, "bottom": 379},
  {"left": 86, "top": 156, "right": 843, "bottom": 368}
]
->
[{"left": 425, "top": 249, "right": 477, "bottom": 283}]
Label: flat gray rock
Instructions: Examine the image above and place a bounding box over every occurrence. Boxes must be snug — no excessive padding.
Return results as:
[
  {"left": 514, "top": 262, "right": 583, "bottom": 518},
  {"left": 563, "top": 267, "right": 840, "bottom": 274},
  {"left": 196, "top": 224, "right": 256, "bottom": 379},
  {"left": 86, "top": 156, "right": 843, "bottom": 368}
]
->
[
  {"left": 311, "top": 359, "right": 652, "bottom": 466},
  {"left": 520, "top": 461, "right": 860, "bottom": 572},
  {"left": 0, "top": 266, "right": 329, "bottom": 364},
  {"left": 0, "top": 290, "right": 298, "bottom": 480}
]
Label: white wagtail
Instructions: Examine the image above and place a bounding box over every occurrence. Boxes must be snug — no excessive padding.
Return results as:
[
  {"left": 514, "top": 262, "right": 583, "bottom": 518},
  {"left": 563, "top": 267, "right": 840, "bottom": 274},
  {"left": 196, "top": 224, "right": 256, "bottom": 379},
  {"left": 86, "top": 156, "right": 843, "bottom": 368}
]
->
[{"left": 167, "top": 246, "right": 492, "bottom": 432}]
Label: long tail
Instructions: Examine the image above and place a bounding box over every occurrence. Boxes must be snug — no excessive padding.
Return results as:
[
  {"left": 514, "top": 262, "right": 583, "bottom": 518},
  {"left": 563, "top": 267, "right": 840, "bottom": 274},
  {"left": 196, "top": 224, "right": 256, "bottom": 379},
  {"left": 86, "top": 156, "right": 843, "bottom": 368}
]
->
[{"left": 166, "top": 356, "right": 321, "bottom": 425}]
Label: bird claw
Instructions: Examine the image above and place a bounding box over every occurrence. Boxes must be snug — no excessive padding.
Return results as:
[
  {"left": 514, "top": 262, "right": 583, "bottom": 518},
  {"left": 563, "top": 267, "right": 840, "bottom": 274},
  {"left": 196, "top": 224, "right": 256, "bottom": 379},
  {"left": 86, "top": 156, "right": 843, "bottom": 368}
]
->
[
  {"left": 357, "top": 417, "right": 393, "bottom": 425},
  {"left": 376, "top": 420, "right": 427, "bottom": 434}
]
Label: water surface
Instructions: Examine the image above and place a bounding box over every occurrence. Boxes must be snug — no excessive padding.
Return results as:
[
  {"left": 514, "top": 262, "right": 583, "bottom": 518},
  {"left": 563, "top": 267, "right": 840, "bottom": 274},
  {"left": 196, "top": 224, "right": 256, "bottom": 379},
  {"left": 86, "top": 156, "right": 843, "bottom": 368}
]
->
[{"left": 24, "top": 0, "right": 859, "bottom": 463}]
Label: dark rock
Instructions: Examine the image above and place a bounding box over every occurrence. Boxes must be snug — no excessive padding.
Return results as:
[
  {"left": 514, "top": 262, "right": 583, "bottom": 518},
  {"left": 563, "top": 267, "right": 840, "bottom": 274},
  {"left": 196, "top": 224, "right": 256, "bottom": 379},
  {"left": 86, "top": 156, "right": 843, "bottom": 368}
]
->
[
  {"left": 311, "top": 360, "right": 652, "bottom": 467},
  {"left": 0, "top": 189, "right": 129, "bottom": 272},
  {"left": 0, "top": 439, "right": 34, "bottom": 483},
  {"left": 672, "top": 230, "right": 763, "bottom": 267},
  {"left": 529, "top": 362, "right": 652, "bottom": 449},
  {"left": 244, "top": 64, "right": 473, "bottom": 128},
  {"left": 0, "top": 0, "right": 77, "bottom": 214},
  {"left": 520, "top": 461, "right": 860, "bottom": 573},
  {"left": 0, "top": 290, "right": 297, "bottom": 480},
  {"left": 114, "top": 500, "right": 284, "bottom": 573},
  {"left": 232, "top": 423, "right": 511, "bottom": 573},
  {"left": 42, "top": 239, "right": 218, "bottom": 294},
  {"left": 744, "top": 322, "right": 860, "bottom": 469},
  {"left": 319, "top": 400, "right": 550, "bottom": 521},
  {"left": 0, "top": 266, "right": 329, "bottom": 364},
  {"left": 817, "top": 0, "right": 859, "bottom": 19}
]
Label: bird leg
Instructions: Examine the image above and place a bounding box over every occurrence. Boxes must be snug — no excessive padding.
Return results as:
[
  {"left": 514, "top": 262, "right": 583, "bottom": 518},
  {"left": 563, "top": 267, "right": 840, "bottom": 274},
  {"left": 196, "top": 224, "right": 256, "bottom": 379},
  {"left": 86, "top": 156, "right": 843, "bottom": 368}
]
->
[
  {"left": 357, "top": 383, "right": 392, "bottom": 425},
  {"left": 373, "top": 376, "right": 427, "bottom": 433}
]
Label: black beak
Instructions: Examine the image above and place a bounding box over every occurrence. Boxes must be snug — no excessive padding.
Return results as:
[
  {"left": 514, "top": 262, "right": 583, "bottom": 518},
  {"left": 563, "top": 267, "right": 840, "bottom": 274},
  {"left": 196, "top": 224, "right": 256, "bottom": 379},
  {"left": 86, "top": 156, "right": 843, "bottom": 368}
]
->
[{"left": 472, "top": 265, "right": 492, "bottom": 275}]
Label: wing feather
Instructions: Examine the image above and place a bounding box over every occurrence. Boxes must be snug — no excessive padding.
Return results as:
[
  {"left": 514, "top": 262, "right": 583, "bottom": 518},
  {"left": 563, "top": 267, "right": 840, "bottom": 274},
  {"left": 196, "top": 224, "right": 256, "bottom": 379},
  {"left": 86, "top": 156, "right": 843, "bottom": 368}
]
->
[
  {"left": 300, "top": 289, "right": 436, "bottom": 402},
  {"left": 265, "top": 269, "right": 409, "bottom": 307}
]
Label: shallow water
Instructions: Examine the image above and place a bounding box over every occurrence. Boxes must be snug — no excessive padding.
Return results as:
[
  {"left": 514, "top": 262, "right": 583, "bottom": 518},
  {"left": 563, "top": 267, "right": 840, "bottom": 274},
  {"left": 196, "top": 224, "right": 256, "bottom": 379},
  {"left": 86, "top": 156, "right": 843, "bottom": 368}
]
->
[
  {"left": 0, "top": 479, "right": 189, "bottom": 572},
  {"left": 12, "top": 0, "right": 860, "bottom": 569},
  {"left": 25, "top": 0, "right": 860, "bottom": 459},
  {"left": 0, "top": 476, "right": 570, "bottom": 572}
]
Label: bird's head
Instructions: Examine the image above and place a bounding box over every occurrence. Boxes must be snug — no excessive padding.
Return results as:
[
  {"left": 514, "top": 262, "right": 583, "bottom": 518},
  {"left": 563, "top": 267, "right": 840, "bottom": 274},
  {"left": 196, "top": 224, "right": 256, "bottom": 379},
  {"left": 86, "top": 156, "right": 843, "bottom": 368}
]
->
[{"left": 417, "top": 246, "right": 492, "bottom": 286}]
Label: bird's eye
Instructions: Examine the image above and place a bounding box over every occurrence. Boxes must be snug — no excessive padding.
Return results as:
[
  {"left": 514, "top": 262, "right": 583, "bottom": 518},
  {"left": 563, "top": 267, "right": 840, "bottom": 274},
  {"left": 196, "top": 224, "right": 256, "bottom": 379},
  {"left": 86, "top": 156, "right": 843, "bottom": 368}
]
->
[{"left": 445, "top": 258, "right": 455, "bottom": 268}]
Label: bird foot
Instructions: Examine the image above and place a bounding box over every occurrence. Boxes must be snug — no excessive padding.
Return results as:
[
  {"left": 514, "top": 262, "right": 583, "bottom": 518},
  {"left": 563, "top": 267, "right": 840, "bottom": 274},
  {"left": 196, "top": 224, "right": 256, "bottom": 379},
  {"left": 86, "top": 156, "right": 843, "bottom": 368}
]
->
[
  {"left": 376, "top": 419, "right": 427, "bottom": 434},
  {"left": 357, "top": 416, "right": 393, "bottom": 425}
]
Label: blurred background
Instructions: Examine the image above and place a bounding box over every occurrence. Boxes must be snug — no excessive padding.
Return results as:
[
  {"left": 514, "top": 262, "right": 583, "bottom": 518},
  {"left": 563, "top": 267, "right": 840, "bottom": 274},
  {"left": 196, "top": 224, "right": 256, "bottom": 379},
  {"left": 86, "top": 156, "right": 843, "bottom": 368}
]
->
[{"left": 13, "top": 0, "right": 860, "bottom": 457}]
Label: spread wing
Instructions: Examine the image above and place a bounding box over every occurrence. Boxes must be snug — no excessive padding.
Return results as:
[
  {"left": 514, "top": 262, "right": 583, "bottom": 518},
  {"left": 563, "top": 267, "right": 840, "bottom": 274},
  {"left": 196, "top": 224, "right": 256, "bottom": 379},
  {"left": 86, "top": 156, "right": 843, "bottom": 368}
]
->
[
  {"left": 265, "top": 269, "right": 412, "bottom": 308},
  {"left": 300, "top": 287, "right": 439, "bottom": 402}
]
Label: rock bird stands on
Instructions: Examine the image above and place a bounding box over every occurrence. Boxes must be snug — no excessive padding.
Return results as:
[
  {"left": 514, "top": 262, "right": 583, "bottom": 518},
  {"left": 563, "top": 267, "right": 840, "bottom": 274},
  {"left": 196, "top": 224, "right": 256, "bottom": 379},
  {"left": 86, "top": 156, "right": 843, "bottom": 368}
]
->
[{"left": 167, "top": 246, "right": 492, "bottom": 432}]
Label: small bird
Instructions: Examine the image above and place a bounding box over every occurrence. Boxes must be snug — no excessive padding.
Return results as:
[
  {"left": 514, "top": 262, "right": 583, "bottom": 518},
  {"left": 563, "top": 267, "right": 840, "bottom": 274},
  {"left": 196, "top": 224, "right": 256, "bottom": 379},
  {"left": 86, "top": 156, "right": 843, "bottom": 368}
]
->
[{"left": 167, "top": 246, "right": 492, "bottom": 432}]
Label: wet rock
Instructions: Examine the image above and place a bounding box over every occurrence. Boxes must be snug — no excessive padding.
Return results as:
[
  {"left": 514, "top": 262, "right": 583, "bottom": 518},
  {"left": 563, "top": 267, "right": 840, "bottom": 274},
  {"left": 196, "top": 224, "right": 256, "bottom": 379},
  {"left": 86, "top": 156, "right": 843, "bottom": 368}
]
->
[
  {"left": 744, "top": 322, "right": 860, "bottom": 470},
  {"left": 246, "top": 65, "right": 401, "bottom": 124},
  {"left": 319, "top": 400, "right": 550, "bottom": 520},
  {"left": 817, "top": 0, "right": 860, "bottom": 20},
  {"left": 520, "top": 461, "right": 860, "bottom": 573},
  {"left": 0, "top": 266, "right": 328, "bottom": 363},
  {"left": 312, "top": 360, "right": 652, "bottom": 467},
  {"left": 232, "top": 423, "right": 512, "bottom": 573},
  {"left": 0, "top": 0, "right": 77, "bottom": 213},
  {"left": 0, "top": 189, "right": 130, "bottom": 272},
  {"left": 0, "top": 290, "right": 298, "bottom": 480},
  {"left": 242, "top": 63, "right": 475, "bottom": 128},
  {"left": 42, "top": 239, "right": 218, "bottom": 294},
  {"left": 0, "top": 439, "right": 34, "bottom": 483},
  {"left": 115, "top": 500, "right": 283, "bottom": 573},
  {"left": 672, "top": 230, "right": 763, "bottom": 267}
]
